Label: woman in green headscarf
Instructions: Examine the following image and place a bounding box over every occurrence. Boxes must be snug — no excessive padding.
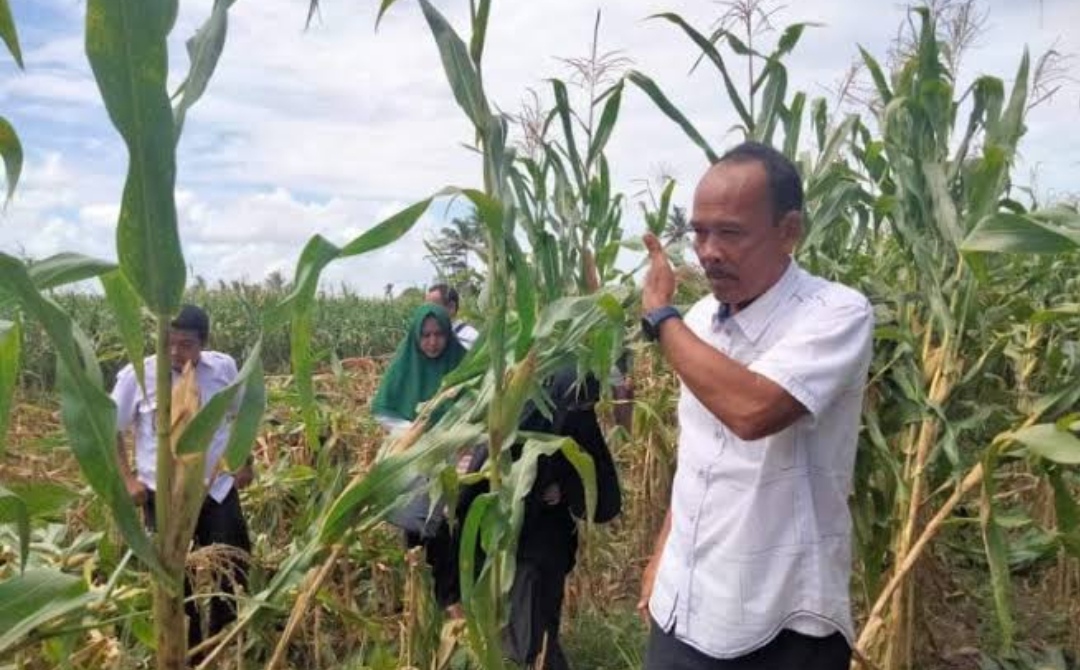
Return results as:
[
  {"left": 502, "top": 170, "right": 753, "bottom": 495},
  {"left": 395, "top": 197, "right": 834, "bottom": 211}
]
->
[
  {"left": 372, "top": 303, "right": 467, "bottom": 431},
  {"left": 372, "top": 302, "right": 469, "bottom": 612}
]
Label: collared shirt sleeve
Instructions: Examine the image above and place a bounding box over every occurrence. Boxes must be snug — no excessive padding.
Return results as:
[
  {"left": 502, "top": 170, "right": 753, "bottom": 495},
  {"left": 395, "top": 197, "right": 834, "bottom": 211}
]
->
[
  {"left": 749, "top": 298, "right": 874, "bottom": 418},
  {"left": 111, "top": 364, "right": 139, "bottom": 434}
]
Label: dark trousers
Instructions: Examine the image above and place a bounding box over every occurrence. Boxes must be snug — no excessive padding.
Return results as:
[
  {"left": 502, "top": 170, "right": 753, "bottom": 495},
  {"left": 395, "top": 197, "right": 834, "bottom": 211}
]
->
[
  {"left": 503, "top": 562, "right": 570, "bottom": 670},
  {"left": 144, "top": 488, "right": 252, "bottom": 656},
  {"left": 645, "top": 620, "right": 851, "bottom": 670}
]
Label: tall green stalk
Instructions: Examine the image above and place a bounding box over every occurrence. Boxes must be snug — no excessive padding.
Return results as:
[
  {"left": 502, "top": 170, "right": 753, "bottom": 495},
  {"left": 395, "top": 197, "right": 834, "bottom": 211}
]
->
[{"left": 151, "top": 316, "right": 187, "bottom": 670}]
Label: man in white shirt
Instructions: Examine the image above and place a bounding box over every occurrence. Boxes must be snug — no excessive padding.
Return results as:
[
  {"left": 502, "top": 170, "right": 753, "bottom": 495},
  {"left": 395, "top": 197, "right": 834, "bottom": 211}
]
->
[
  {"left": 637, "top": 142, "right": 874, "bottom": 669},
  {"left": 112, "top": 304, "right": 255, "bottom": 655},
  {"left": 425, "top": 283, "right": 479, "bottom": 349}
]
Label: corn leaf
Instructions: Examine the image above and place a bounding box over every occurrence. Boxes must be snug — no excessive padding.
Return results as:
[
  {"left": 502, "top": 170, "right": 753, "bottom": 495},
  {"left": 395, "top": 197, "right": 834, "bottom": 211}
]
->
[
  {"left": 0, "top": 0, "right": 22, "bottom": 68},
  {"left": 0, "top": 318, "right": 18, "bottom": 455},
  {"left": 1047, "top": 469, "right": 1079, "bottom": 537},
  {"left": 507, "top": 238, "right": 535, "bottom": 361},
  {"left": 627, "top": 70, "right": 718, "bottom": 164},
  {"left": 586, "top": 80, "right": 622, "bottom": 170},
  {"left": 222, "top": 346, "right": 266, "bottom": 470},
  {"left": 469, "top": 0, "right": 491, "bottom": 69},
  {"left": 172, "top": 0, "right": 237, "bottom": 140},
  {"left": 319, "top": 423, "right": 485, "bottom": 544},
  {"left": 650, "top": 13, "right": 751, "bottom": 128},
  {"left": 0, "top": 484, "right": 28, "bottom": 572},
  {"left": 374, "top": 0, "right": 403, "bottom": 29},
  {"left": 1013, "top": 424, "right": 1080, "bottom": 464},
  {"left": 86, "top": 0, "right": 185, "bottom": 315},
  {"left": 0, "top": 569, "right": 96, "bottom": 654},
  {"left": 457, "top": 492, "right": 503, "bottom": 668},
  {"left": 515, "top": 434, "right": 597, "bottom": 532},
  {"left": 551, "top": 79, "right": 586, "bottom": 193},
  {"left": 26, "top": 253, "right": 117, "bottom": 292},
  {"left": 0, "top": 253, "right": 165, "bottom": 581},
  {"left": 648, "top": 179, "right": 676, "bottom": 237},
  {"left": 418, "top": 0, "right": 489, "bottom": 132},
  {"left": 774, "top": 22, "right": 817, "bottom": 60},
  {"left": 0, "top": 116, "right": 22, "bottom": 203},
  {"left": 980, "top": 446, "right": 1015, "bottom": 651},
  {"left": 266, "top": 198, "right": 433, "bottom": 448},
  {"left": 962, "top": 213, "right": 1080, "bottom": 255},
  {"left": 782, "top": 92, "right": 805, "bottom": 159},
  {"left": 100, "top": 270, "right": 146, "bottom": 393},
  {"left": 988, "top": 50, "right": 1029, "bottom": 152},
  {"left": 858, "top": 46, "right": 892, "bottom": 104},
  {"left": 752, "top": 64, "right": 786, "bottom": 145}
]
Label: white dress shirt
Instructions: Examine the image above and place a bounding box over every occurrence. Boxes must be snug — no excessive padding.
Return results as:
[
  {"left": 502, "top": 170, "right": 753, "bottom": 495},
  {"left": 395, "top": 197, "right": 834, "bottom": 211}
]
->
[
  {"left": 452, "top": 321, "right": 479, "bottom": 349},
  {"left": 111, "top": 352, "right": 239, "bottom": 503},
  {"left": 649, "top": 260, "right": 874, "bottom": 658}
]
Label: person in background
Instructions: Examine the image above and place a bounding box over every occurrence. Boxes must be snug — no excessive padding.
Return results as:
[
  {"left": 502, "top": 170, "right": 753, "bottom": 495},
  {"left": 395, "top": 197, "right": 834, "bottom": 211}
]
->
[
  {"left": 425, "top": 283, "right": 480, "bottom": 349},
  {"left": 371, "top": 302, "right": 468, "bottom": 611},
  {"left": 111, "top": 304, "right": 255, "bottom": 658},
  {"left": 457, "top": 368, "right": 623, "bottom": 669},
  {"left": 638, "top": 142, "right": 874, "bottom": 670}
]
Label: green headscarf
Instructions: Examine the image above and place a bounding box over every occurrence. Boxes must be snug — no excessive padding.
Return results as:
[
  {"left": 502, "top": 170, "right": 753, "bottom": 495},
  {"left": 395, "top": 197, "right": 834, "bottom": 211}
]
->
[{"left": 371, "top": 303, "right": 467, "bottom": 422}]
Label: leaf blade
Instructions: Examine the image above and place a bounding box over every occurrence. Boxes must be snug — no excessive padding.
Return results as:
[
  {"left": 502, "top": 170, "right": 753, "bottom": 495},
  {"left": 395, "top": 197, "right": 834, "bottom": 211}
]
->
[
  {"left": 85, "top": 0, "right": 185, "bottom": 314},
  {"left": 0, "top": 116, "right": 23, "bottom": 202}
]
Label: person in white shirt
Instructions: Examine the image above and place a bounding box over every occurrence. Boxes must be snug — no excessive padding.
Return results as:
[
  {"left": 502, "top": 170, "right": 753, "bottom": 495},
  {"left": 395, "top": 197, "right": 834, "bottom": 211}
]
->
[
  {"left": 111, "top": 304, "right": 255, "bottom": 657},
  {"left": 637, "top": 142, "right": 874, "bottom": 670},
  {"left": 425, "top": 283, "right": 479, "bottom": 349}
]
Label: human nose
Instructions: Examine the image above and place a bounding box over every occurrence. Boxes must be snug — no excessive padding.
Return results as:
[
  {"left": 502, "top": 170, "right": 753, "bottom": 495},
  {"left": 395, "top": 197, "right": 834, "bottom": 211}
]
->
[{"left": 695, "top": 231, "right": 728, "bottom": 264}]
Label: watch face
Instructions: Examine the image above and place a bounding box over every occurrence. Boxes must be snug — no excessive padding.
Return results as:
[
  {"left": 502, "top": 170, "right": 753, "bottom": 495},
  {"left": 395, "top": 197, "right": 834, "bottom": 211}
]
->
[{"left": 641, "top": 316, "right": 658, "bottom": 341}]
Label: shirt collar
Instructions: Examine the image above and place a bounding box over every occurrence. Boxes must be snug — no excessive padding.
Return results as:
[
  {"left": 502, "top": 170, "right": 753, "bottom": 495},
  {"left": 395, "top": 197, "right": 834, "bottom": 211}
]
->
[{"left": 713, "top": 258, "right": 802, "bottom": 343}]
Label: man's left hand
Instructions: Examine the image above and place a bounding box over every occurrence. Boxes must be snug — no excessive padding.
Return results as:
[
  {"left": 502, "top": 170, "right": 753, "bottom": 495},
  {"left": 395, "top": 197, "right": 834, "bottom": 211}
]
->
[
  {"left": 643, "top": 233, "right": 677, "bottom": 311},
  {"left": 234, "top": 464, "right": 255, "bottom": 490}
]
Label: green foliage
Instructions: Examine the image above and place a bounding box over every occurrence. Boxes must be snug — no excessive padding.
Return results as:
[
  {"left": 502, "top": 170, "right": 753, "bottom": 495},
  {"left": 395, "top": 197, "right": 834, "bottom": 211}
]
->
[
  {"left": 3, "top": 1, "right": 1080, "bottom": 668},
  {"left": 0, "top": 116, "right": 23, "bottom": 203},
  {"left": 0, "top": 317, "right": 18, "bottom": 451},
  {"left": 0, "top": 253, "right": 164, "bottom": 582},
  {"left": 0, "top": 0, "right": 23, "bottom": 68},
  {"left": 0, "top": 569, "right": 94, "bottom": 655},
  {"left": 85, "top": 0, "right": 186, "bottom": 316},
  {"left": 9, "top": 286, "right": 419, "bottom": 392}
]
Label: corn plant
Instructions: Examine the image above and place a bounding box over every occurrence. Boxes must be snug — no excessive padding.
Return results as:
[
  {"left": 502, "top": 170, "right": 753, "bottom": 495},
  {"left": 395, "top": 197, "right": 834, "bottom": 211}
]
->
[
  {"left": 619, "top": 3, "right": 1080, "bottom": 668},
  {"left": 508, "top": 12, "right": 630, "bottom": 300},
  {"left": 0, "top": 2, "right": 274, "bottom": 668},
  {"left": 0, "top": 0, "right": 25, "bottom": 454},
  {"left": 253, "top": 2, "right": 631, "bottom": 668}
]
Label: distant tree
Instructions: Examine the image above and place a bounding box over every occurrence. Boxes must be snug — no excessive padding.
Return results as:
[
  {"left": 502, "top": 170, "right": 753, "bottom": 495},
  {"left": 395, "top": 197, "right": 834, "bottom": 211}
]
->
[
  {"left": 264, "top": 270, "right": 287, "bottom": 292},
  {"left": 425, "top": 211, "right": 485, "bottom": 294}
]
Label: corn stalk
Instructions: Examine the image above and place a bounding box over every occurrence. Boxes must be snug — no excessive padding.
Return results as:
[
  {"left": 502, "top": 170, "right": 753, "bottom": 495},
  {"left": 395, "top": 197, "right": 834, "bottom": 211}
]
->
[{"left": 0, "top": 2, "right": 271, "bottom": 667}]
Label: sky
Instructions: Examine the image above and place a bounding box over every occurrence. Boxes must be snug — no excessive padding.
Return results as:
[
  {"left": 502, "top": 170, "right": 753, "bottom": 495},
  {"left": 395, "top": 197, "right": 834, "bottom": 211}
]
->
[{"left": 0, "top": 0, "right": 1077, "bottom": 296}]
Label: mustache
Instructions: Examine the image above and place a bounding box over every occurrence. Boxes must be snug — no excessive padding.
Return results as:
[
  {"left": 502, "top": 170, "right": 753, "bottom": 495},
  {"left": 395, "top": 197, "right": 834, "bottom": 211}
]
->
[{"left": 703, "top": 265, "right": 737, "bottom": 280}]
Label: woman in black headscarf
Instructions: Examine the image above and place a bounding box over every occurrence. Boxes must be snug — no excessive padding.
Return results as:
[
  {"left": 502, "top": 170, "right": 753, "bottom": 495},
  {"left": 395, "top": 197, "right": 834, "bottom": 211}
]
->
[{"left": 458, "top": 367, "right": 623, "bottom": 669}]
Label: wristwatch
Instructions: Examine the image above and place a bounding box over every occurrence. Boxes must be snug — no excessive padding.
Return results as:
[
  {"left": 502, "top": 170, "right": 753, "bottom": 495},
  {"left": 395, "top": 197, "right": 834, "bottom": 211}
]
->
[{"left": 641, "top": 305, "right": 682, "bottom": 342}]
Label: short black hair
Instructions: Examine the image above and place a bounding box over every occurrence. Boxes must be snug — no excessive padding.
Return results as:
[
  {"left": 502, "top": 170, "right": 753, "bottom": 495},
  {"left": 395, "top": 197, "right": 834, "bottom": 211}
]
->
[
  {"left": 171, "top": 304, "right": 210, "bottom": 344},
  {"left": 718, "top": 141, "right": 804, "bottom": 222},
  {"left": 427, "top": 283, "right": 459, "bottom": 309}
]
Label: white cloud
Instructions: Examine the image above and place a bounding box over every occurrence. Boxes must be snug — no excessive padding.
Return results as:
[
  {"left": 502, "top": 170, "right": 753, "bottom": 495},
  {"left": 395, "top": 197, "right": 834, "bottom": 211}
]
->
[{"left": 1, "top": 0, "right": 1077, "bottom": 296}]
